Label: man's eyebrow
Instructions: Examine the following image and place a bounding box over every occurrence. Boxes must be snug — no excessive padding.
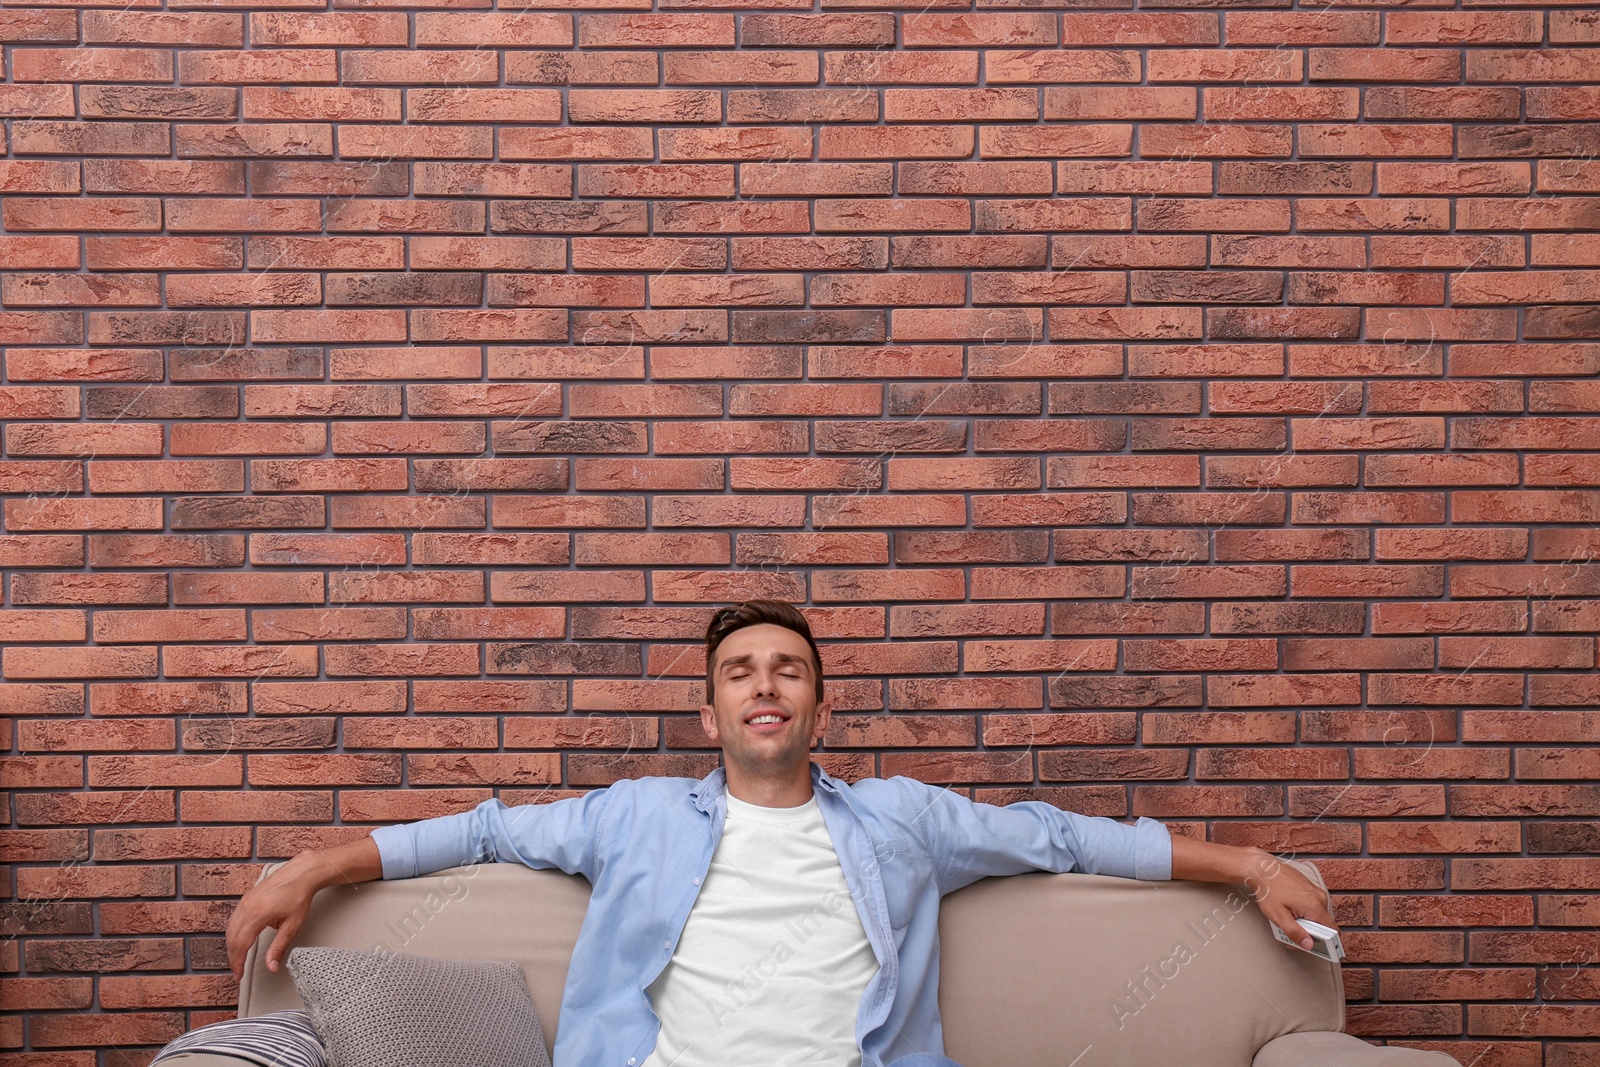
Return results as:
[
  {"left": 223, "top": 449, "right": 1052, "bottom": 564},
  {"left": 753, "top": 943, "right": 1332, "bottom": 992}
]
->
[{"left": 717, "top": 652, "right": 811, "bottom": 673}]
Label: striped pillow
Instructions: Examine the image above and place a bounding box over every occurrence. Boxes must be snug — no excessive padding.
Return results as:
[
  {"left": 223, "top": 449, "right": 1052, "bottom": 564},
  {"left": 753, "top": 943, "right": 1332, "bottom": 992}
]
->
[{"left": 151, "top": 1009, "right": 328, "bottom": 1067}]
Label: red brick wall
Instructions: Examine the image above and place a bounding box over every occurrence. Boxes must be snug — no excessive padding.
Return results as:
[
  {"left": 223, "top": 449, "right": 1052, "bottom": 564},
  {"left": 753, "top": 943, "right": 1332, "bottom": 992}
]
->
[{"left": 2, "top": 2, "right": 1599, "bottom": 1064}]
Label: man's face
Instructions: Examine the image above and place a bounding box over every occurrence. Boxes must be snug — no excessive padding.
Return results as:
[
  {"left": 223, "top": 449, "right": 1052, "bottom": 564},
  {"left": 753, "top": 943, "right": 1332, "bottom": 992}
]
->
[{"left": 700, "top": 623, "right": 831, "bottom": 778}]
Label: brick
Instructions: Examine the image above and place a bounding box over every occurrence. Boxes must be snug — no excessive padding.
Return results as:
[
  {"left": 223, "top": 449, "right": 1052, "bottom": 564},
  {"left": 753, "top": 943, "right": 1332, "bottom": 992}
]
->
[
  {"left": 1125, "top": 638, "right": 1278, "bottom": 672},
  {"left": 6, "top": 424, "right": 163, "bottom": 459},
  {"left": 0, "top": 609, "right": 86, "bottom": 644},
  {"left": 328, "top": 571, "right": 485, "bottom": 604},
  {"left": 1533, "top": 595, "right": 1600, "bottom": 638},
  {"left": 1048, "top": 663, "right": 1200, "bottom": 705},
  {"left": 1049, "top": 454, "right": 1203, "bottom": 489},
  {"left": 1291, "top": 565, "right": 1445, "bottom": 599},
  {"left": 1301, "top": 710, "right": 1455, "bottom": 743},
  {"left": 254, "top": 607, "right": 406, "bottom": 643},
  {"left": 1132, "top": 492, "right": 1280, "bottom": 524},
  {"left": 896, "top": 162, "right": 1052, "bottom": 198},
  {"left": 340, "top": 491, "right": 479, "bottom": 531},
  {"left": 1042, "top": 749, "right": 1188, "bottom": 781},
  {"left": 1216, "top": 531, "right": 1369, "bottom": 563},
  {"left": 184, "top": 716, "right": 328, "bottom": 752},
  {"left": 88, "top": 755, "right": 242, "bottom": 788},
  {"left": 1376, "top": 601, "right": 1523, "bottom": 633},
  {"left": 249, "top": 681, "right": 404, "bottom": 717},
  {"left": 568, "top": 89, "right": 721, "bottom": 124},
  {"left": 1384, "top": 674, "right": 1529, "bottom": 711},
  {"left": 323, "top": 643, "right": 479, "bottom": 677},
  {"left": 1049, "top": 531, "right": 1203, "bottom": 566},
  {"left": 13, "top": 572, "right": 165, "bottom": 604},
  {"left": 16, "top": 790, "right": 174, "bottom": 826},
  {"left": 412, "top": 534, "right": 568, "bottom": 567},
  {"left": 171, "top": 422, "right": 325, "bottom": 456},
  {"left": 94, "top": 610, "right": 245, "bottom": 644},
  {"left": 1209, "top": 675, "right": 1363, "bottom": 710},
  {"left": 87, "top": 683, "right": 243, "bottom": 719},
  {"left": 248, "top": 754, "right": 399, "bottom": 786},
  {"left": 980, "top": 712, "right": 1134, "bottom": 747},
  {"left": 1131, "top": 563, "right": 1286, "bottom": 599},
  {"left": 19, "top": 718, "right": 172, "bottom": 753},
  {"left": 89, "top": 534, "right": 243, "bottom": 569},
  {"left": 1208, "top": 822, "right": 1362, "bottom": 854},
  {"left": 1440, "top": 636, "right": 1593, "bottom": 670},
  {"left": 882, "top": 752, "right": 1033, "bottom": 785},
  {"left": 1376, "top": 531, "right": 1523, "bottom": 563},
  {"left": 0, "top": 459, "right": 83, "bottom": 500},
  {"left": 174, "top": 571, "right": 323, "bottom": 605},
  {"left": 1195, "top": 747, "right": 1348, "bottom": 780},
  {"left": 1132, "top": 786, "right": 1284, "bottom": 817},
  {"left": 161, "top": 645, "right": 318, "bottom": 679},
  {"left": 1282, "top": 637, "right": 1433, "bottom": 671},
  {"left": 1363, "top": 748, "right": 1510, "bottom": 780},
  {"left": 87, "top": 460, "right": 244, "bottom": 495},
  {"left": 249, "top": 533, "right": 406, "bottom": 566}
]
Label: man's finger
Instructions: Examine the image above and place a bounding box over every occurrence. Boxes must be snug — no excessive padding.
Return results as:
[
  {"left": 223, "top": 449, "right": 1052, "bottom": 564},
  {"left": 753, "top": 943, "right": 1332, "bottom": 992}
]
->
[
  {"left": 1268, "top": 907, "right": 1313, "bottom": 950},
  {"left": 226, "top": 916, "right": 252, "bottom": 982},
  {"left": 267, "top": 919, "right": 298, "bottom": 973}
]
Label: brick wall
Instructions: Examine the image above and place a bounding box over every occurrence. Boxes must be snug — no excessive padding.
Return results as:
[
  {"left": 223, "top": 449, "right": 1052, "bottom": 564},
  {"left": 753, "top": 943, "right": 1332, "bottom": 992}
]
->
[{"left": 2, "top": 1, "right": 1599, "bottom": 1064}]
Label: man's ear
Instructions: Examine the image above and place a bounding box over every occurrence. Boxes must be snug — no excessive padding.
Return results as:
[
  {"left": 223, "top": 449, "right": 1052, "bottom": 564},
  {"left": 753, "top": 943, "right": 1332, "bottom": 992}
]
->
[
  {"left": 811, "top": 696, "right": 832, "bottom": 745},
  {"left": 699, "top": 702, "right": 720, "bottom": 743}
]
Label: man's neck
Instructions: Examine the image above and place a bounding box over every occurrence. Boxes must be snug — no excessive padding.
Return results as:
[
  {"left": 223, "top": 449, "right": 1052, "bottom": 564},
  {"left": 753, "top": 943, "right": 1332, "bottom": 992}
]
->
[{"left": 723, "top": 762, "right": 815, "bottom": 808}]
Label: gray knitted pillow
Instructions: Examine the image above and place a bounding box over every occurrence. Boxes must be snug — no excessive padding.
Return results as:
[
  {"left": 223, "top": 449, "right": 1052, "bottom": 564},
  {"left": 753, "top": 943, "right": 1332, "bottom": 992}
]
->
[{"left": 285, "top": 946, "right": 551, "bottom": 1067}]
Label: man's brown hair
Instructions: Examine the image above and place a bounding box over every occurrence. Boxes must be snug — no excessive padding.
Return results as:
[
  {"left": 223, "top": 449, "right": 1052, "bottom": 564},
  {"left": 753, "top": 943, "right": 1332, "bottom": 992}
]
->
[{"left": 704, "top": 599, "right": 825, "bottom": 705}]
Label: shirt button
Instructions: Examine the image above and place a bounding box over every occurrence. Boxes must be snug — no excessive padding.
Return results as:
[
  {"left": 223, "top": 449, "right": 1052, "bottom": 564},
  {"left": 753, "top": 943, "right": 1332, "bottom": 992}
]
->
[
  {"left": 629, "top": 1059, "right": 636, "bottom": 1065},
  {"left": 692, "top": 877, "right": 700, "bottom": 885},
  {"left": 663, "top": 940, "right": 671, "bottom": 949}
]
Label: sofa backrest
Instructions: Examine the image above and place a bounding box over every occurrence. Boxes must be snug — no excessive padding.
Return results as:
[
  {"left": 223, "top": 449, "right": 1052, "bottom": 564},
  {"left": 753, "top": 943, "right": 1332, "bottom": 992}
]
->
[{"left": 242, "top": 857, "right": 1342, "bottom": 1067}]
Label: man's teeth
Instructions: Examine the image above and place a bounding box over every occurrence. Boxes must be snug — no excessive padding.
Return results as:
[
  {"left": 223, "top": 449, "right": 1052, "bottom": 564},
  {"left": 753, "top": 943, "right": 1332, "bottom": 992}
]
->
[{"left": 750, "top": 714, "right": 782, "bottom": 724}]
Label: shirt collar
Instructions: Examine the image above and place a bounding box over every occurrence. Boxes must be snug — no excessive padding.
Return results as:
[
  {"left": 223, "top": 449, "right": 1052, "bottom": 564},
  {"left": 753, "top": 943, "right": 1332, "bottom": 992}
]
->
[{"left": 689, "top": 760, "right": 837, "bottom": 813}]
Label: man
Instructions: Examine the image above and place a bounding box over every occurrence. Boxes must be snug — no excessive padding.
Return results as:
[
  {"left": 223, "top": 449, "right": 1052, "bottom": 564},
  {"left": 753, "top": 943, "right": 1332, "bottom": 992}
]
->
[{"left": 226, "top": 599, "right": 1337, "bottom": 1067}]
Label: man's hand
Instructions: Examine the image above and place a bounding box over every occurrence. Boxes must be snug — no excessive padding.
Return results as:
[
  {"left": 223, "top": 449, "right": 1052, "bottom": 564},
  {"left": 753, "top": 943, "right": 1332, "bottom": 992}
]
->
[
  {"left": 1238, "top": 850, "right": 1338, "bottom": 951},
  {"left": 224, "top": 836, "right": 386, "bottom": 982},
  {"left": 1169, "top": 833, "right": 1339, "bottom": 950},
  {"left": 224, "top": 852, "right": 327, "bottom": 981}
]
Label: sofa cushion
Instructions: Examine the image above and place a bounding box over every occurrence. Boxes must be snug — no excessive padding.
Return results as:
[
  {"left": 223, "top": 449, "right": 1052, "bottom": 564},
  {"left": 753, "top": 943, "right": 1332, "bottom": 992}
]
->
[
  {"left": 149, "top": 1009, "right": 326, "bottom": 1067},
  {"left": 286, "top": 946, "right": 552, "bottom": 1067},
  {"left": 1254, "top": 1030, "right": 1463, "bottom": 1066}
]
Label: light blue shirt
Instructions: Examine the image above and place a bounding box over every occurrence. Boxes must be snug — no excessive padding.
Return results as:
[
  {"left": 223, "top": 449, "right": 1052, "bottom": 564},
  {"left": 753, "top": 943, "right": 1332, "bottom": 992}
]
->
[{"left": 368, "top": 761, "right": 1173, "bottom": 1067}]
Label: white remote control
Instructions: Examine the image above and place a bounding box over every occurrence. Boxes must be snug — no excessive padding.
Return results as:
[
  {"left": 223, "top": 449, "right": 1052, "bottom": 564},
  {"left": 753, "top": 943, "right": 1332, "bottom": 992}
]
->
[{"left": 1271, "top": 918, "right": 1345, "bottom": 962}]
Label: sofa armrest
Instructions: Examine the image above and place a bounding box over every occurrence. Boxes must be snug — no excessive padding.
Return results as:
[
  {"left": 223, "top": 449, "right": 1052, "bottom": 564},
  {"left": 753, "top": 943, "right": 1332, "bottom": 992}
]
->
[{"left": 1254, "top": 1031, "right": 1461, "bottom": 1067}]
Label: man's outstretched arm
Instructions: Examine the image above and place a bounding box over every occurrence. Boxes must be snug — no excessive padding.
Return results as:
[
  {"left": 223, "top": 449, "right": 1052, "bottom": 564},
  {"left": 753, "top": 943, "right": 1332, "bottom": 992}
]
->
[
  {"left": 1170, "top": 833, "right": 1339, "bottom": 951},
  {"left": 225, "top": 788, "right": 612, "bottom": 982},
  {"left": 903, "top": 777, "right": 1173, "bottom": 893}
]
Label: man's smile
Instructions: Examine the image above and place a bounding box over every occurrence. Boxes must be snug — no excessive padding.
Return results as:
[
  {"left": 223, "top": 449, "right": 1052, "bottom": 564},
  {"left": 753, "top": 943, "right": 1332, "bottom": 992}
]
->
[{"left": 743, "top": 705, "right": 791, "bottom": 731}]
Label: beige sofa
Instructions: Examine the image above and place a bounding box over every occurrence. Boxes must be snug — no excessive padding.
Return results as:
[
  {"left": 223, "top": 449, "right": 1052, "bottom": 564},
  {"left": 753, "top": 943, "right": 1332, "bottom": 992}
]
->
[{"left": 166, "top": 856, "right": 1460, "bottom": 1067}]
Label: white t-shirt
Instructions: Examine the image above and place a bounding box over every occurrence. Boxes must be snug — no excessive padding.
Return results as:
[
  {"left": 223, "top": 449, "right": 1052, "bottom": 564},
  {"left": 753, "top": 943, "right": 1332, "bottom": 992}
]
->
[{"left": 639, "top": 792, "right": 880, "bottom": 1067}]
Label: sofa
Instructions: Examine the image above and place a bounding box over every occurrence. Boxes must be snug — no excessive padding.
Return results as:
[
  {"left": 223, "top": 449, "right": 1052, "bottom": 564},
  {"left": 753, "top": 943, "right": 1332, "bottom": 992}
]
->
[{"left": 164, "top": 855, "right": 1460, "bottom": 1067}]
